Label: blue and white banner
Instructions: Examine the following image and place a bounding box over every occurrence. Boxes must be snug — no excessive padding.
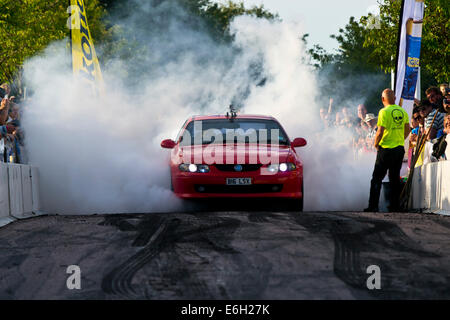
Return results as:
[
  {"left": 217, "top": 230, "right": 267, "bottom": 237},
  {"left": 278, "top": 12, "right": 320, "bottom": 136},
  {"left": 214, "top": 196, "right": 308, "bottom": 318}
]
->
[{"left": 395, "top": 0, "right": 424, "bottom": 116}]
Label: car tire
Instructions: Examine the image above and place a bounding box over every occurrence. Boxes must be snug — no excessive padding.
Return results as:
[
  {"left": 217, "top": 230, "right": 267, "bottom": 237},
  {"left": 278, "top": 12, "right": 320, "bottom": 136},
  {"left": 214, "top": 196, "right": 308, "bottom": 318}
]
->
[
  {"left": 287, "top": 183, "right": 303, "bottom": 212},
  {"left": 299, "top": 183, "right": 304, "bottom": 212}
]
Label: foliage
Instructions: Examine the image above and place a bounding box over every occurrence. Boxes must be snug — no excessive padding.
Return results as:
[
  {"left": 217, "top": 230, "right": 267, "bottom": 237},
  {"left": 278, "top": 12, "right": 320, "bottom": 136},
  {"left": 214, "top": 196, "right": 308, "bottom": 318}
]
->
[
  {"left": 306, "top": 0, "right": 449, "bottom": 112},
  {"left": 0, "top": 0, "right": 107, "bottom": 84},
  {"left": 305, "top": 17, "right": 389, "bottom": 113},
  {"left": 98, "top": 0, "right": 277, "bottom": 50},
  {"left": 363, "top": 0, "right": 449, "bottom": 84},
  {"left": 184, "top": 0, "right": 278, "bottom": 41},
  {"left": 96, "top": 0, "right": 277, "bottom": 88},
  {"left": 0, "top": 0, "right": 276, "bottom": 88}
]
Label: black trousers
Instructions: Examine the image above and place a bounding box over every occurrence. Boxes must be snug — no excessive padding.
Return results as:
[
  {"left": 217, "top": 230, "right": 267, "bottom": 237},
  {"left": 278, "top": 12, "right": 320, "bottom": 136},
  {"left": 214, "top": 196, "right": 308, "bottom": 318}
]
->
[{"left": 368, "top": 146, "right": 405, "bottom": 210}]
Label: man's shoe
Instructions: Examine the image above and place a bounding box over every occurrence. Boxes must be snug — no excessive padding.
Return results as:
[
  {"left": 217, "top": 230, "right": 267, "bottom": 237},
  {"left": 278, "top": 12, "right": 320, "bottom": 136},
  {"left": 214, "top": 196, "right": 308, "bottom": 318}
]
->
[{"left": 363, "top": 207, "right": 379, "bottom": 212}]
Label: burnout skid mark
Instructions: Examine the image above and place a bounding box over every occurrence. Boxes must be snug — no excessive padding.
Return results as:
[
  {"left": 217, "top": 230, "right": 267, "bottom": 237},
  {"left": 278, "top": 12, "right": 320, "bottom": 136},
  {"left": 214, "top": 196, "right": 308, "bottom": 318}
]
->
[
  {"left": 98, "top": 214, "right": 243, "bottom": 298},
  {"left": 293, "top": 212, "right": 441, "bottom": 298}
]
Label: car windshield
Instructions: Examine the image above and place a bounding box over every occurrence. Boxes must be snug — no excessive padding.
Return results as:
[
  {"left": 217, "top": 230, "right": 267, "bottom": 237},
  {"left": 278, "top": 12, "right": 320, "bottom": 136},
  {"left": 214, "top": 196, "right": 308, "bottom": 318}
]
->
[{"left": 179, "top": 119, "right": 290, "bottom": 146}]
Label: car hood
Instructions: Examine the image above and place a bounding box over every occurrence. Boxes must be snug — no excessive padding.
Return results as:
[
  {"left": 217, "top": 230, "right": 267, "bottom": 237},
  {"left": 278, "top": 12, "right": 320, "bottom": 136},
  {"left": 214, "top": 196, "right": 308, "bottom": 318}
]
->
[{"left": 177, "top": 143, "right": 294, "bottom": 165}]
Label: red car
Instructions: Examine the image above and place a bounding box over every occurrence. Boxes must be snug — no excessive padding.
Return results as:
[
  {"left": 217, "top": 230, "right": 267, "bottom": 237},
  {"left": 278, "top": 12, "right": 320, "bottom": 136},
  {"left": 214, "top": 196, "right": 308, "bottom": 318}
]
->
[{"left": 161, "top": 113, "right": 307, "bottom": 210}]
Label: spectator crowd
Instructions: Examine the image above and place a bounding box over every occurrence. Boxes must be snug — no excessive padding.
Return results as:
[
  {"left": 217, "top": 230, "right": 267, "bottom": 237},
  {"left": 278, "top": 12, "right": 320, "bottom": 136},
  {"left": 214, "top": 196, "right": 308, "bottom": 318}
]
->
[
  {"left": 319, "top": 97, "right": 383, "bottom": 155},
  {"left": 2, "top": 78, "right": 450, "bottom": 167},
  {"left": 319, "top": 84, "right": 450, "bottom": 163},
  {"left": 0, "top": 82, "right": 25, "bottom": 164},
  {"left": 410, "top": 85, "right": 450, "bottom": 164}
]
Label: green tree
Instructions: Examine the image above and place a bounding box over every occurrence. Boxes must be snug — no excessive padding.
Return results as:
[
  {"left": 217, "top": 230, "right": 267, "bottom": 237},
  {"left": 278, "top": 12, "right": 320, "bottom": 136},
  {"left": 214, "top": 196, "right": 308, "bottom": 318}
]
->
[
  {"left": 96, "top": 0, "right": 277, "bottom": 88},
  {"left": 98, "top": 0, "right": 276, "bottom": 45},
  {"left": 0, "top": 0, "right": 275, "bottom": 85},
  {"left": 0, "top": 0, "right": 107, "bottom": 84},
  {"left": 305, "top": 17, "right": 389, "bottom": 112},
  {"left": 306, "top": 0, "right": 449, "bottom": 112},
  {"left": 362, "top": 0, "right": 449, "bottom": 85},
  {"left": 186, "top": 0, "right": 277, "bottom": 41},
  {"left": 0, "top": 0, "right": 276, "bottom": 96}
]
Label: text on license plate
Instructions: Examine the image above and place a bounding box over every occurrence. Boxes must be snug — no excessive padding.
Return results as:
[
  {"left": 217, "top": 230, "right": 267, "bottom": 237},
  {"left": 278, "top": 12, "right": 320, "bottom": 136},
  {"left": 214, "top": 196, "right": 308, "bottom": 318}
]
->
[{"left": 226, "top": 178, "right": 252, "bottom": 185}]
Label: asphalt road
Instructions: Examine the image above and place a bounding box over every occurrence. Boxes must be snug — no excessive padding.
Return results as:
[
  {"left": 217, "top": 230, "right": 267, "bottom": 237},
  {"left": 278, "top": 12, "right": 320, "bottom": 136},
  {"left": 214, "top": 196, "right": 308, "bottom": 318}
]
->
[{"left": 1, "top": 208, "right": 450, "bottom": 299}]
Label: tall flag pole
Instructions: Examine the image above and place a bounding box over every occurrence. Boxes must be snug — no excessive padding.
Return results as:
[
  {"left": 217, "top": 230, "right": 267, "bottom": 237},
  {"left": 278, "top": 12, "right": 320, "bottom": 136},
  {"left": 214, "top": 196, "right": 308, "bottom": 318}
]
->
[
  {"left": 67, "top": 0, "right": 104, "bottom": 95},
  {"left": 393, "top": 0, "right": 424, "bottom": 176},
  {"left": 394, "top": 0, "right": 424, "bottom": 117}
]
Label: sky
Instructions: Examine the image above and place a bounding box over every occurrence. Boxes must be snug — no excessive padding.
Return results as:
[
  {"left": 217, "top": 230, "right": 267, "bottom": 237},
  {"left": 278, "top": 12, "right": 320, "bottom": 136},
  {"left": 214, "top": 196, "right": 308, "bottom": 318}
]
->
[{"left": 216, "top": 0, "right": 380, "bottom": 52}]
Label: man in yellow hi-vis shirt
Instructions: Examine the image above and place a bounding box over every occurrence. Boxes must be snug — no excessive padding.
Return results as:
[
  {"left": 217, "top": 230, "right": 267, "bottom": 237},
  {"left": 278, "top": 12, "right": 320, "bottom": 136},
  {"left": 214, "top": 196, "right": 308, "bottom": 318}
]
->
[{"left": 364, "top": 89, "right": 411, "bottom": 212}]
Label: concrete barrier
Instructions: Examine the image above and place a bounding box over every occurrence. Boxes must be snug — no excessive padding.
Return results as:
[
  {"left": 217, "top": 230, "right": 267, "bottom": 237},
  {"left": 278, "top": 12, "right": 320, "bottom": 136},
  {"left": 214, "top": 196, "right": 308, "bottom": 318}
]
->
[
  {"left": 31, "top": 166, "right": 40, "bottom": 213},
  {"left": 8, "top": 164, "right": 24, "bottom": 218},
  {"left": 0, "top": 163, "right": 41, "bottom": 226},
  {"left": 0, "top": 163, "right": 13, "bottom": 227},
  {"left": 411, "top": 160, "right": 450, "bottom": 215},
  {"left": 21, "top": 165, "right": 33, "bottom": 216}
]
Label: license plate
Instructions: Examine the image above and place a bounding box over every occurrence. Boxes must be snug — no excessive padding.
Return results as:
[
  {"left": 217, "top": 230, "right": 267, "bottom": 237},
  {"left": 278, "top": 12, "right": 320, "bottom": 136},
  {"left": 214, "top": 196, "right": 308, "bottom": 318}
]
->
[{"left": 226, "top": 178, "right": 252, "bottom": 185}]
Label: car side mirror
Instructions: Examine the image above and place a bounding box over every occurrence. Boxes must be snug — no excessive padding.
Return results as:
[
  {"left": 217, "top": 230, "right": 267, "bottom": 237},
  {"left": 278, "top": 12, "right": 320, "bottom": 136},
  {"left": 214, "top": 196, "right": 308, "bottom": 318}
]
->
[
  {"left": 291, "top": 137, "right": 307, "bottom": 148},
  {"left": 161, "top": 139, "right": 176, "bottom": 149}
]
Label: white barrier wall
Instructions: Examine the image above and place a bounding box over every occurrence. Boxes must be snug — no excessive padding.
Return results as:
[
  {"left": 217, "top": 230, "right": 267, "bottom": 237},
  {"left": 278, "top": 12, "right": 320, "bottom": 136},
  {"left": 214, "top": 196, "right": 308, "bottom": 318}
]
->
[
  {"left": 21, "top": 165, "right": 33, "bottom": 215},
  {"left": 411, "top": 160, "right": 450, "bottom": 215},
  {"left": 0, "top": 164, "right": 9, "bottom": 220},
  {"left": 0, "top": 163, "right": 41, "bottom": 225},
  {"left": 8, "top": 164, "right": 24, "bottom": 218},
  {"left": 31, "top": 166, "right": 40, "bottom": 213}
]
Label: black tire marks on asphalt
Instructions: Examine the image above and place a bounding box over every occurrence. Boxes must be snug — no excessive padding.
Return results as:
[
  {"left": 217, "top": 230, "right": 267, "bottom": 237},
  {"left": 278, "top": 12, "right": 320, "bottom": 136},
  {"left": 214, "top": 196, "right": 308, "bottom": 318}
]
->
[
  {"left": 248, "top": 212, "right": 272, "bottom": 223},
  {"left": 430, "top": 217, "right": 450, "bottom": 231},
  {"left": 99, "top": 214, "right": 242, "bottom": 298},
  {"left": 100, "top": 218, "right": 173, "bottom": 297},
  {"left": 292, "top": 213, "right": 444, "bottom": 298},
  {"left": 177, "top": 214, "right": 273, "bottom": 299},
  {"left": 98, "top": 211, "right": 448, "bottom": 299}
]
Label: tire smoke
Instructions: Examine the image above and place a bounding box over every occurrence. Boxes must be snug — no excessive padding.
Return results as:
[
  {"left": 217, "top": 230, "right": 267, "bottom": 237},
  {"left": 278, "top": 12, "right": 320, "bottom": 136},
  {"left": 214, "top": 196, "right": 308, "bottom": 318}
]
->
[{"left": 21, "top": 1, "right": 376, "bottom": 214}]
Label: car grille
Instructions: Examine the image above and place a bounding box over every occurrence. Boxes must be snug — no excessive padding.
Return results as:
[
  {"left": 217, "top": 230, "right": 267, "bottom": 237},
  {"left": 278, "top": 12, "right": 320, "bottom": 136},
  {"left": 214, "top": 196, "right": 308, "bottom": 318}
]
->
[
  {"left": 214, "top": 164, "right": 262, "bottom": 172},
  {"left": 195, "top": 184, "right": 283, "bottom": 193}
]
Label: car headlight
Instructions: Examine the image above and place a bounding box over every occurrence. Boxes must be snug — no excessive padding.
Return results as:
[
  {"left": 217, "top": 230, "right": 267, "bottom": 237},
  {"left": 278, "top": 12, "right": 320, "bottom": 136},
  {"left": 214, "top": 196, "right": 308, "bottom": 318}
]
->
[
  {"left": 267, "top": 163, "right": 296, "bottom": 172},
  {"left": 284, "top": 163, "right": 297, "bottom": 171},
  {"left": 179, "top": 164, "right": 210, "bottom": 173},
  {"left": 197, "top": 165, "right": 210, "bottom": 173}
]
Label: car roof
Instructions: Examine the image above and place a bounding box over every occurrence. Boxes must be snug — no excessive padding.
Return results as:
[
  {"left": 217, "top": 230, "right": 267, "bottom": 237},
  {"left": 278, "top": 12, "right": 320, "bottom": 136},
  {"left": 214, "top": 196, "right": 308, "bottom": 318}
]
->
[{"left": 187, "top": 114, "right": 277, "bottom": 122}]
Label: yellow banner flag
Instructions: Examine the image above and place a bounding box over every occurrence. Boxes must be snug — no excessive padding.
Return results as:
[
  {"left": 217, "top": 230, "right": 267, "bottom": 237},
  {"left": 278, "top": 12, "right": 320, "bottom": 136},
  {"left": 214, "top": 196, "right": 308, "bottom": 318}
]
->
[{"left": 68, "top": 0, "right": 104, "bottom": 94}]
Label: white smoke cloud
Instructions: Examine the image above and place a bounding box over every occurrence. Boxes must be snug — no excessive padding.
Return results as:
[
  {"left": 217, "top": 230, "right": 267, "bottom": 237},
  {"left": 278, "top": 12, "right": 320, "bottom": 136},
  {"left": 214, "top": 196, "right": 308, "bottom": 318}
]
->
[
  {"left": 21, "top": 1, "right": 376, "bottom": 214},
  {"left": 230, "top": 17, "right": 376, "bottom": 211}
]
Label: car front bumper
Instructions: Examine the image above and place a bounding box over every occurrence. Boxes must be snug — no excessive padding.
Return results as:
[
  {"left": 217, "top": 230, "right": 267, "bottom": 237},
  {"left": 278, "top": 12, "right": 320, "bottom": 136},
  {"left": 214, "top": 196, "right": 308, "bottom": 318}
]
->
[{"left": 171, "top": 166, "right": 303, "bottom": 199}]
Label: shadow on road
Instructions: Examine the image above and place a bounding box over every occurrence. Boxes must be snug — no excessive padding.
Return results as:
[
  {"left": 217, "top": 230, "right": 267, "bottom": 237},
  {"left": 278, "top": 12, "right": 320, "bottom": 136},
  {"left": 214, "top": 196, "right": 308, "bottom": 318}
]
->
[{"left": 181, "top": 198, "right": 300, "bottom": 212}]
